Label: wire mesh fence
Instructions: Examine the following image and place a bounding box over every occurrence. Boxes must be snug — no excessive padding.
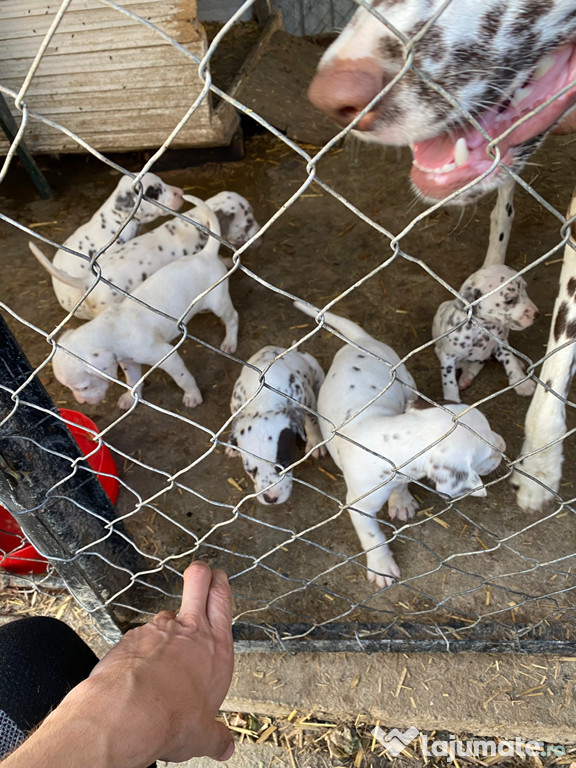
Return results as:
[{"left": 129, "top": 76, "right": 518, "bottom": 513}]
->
[
  {"left": 271, "top": 0, "right": 355, "bottom": 36},
  {"left": 0, "top": 0, "right": 575, "bottom": 651}
]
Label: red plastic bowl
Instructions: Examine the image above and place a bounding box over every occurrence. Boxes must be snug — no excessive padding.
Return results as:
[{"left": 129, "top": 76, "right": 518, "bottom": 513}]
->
[{"left": 0, "top": 409, "right": 119, "bottom": 573}]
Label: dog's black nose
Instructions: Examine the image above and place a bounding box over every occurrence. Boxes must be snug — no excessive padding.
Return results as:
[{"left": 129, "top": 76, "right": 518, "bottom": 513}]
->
[{"left": 262, "top": 492, "right": 279, "bottom": 504}]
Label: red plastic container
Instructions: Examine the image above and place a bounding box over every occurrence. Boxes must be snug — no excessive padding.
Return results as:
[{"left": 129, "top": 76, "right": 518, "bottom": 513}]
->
[{"left": 0, "top": 409, "right": 119, "bottom": 574}]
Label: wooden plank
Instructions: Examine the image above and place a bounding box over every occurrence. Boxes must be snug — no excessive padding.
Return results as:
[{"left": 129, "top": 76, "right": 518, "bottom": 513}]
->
[
  {"left": 1, "top": 50, "right": 201, "bottom": 78},
  {"left": 0, "top": 0, "right": 238, "bottom": 153}
]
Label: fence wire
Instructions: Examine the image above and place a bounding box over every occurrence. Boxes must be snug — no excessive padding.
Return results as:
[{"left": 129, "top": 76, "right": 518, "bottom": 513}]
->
[
  {"left": 0, "top": 0, "right": 575, "bottom": 651},
  {"left": 271, "top": 0, "right": 356, "bottom": 36}
]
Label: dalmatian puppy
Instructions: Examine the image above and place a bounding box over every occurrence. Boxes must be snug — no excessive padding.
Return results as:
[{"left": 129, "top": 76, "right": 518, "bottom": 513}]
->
[
  {"left": 51, "top": 200, "right": 238, "bottom": 410},
  {"left": 433, "top": 265, "right": 539, "bottom": 402},
  {"left": 31, "top": 191, "right": 260, "bottom": 319},
  {"left": 296, "top": 302, "right": 505, "bottom": 588},
  {"left": 29, "top": 172, "right": 184, "bottom": 319},
  {"left": 226, "top": 346, "right": 326, "bottom": 504}
]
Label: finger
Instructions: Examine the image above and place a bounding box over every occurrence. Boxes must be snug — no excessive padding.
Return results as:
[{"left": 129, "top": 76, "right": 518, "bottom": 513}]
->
[
  {"left": 205, "top": 720, "right": 235, "bottom": 762},
  {"left": 152, "top": 609, "right": 177, "bottom": 627},
  {"left": 177, "top": 561, "right": 213, "bottom": 623},
  {"left": 206, "top": 569, "right": 233, "bottom": 637}
]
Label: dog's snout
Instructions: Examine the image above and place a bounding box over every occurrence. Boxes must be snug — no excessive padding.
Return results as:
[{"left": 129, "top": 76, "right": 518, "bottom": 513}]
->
[
  {"left": 262, "top": 492, "right": 279, "bottom": 504},
  {"left": 308, "top": 59, "right": 385, "bottom": 130}
]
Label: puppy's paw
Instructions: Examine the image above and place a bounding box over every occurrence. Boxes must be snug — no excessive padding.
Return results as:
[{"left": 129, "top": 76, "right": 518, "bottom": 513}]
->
[
  {"left": 220, "top": 338, "right": 237, "bottom": 354},
  {"left": 117, "top": 392, "right": 135, "bottom": 410},
  {"left": 367, "top": 554, "right": 401, "bottom": 588},
  {"left": 458, "top": 374, "right": 474, "bottom": 391},
  {"left": 183, "top": 389, "right": 203, "bottom": 408},
  {"left": 306, "top": 440, "right": 327, "bottom": 459},
  {"left": 388, "top": 488, "right": 418, "bottom": 521},
  {"left": 513, "top": 378, "right": 537, "bottom": 397}
]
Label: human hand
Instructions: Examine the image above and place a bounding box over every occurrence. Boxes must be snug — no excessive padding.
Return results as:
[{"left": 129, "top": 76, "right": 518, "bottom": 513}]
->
[{"left": 86, "top": 561, "right": 235, "bottom": 764}]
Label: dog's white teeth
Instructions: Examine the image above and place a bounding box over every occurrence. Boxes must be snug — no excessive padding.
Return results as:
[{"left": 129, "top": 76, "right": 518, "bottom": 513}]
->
[
  {"left": 511, "top": 86, "right": 532, "bottom": 106},
  {"left": 454, "top": 137, "right": 469, "bottom": 167},
  {"left": 533, "top": 55, "right": 555, "bottom": 80}
]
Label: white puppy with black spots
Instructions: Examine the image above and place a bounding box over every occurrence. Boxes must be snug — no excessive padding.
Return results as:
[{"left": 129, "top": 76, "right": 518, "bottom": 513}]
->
[
  {"left": 226, "top": 346, "right": 325, "bottom": 504},
  {"left": 433, "top": 264, "right": 539, "bottom": 402},
  {"left": 28, "top": 172, "right": 184, "bottom": 318},
  {"left": 31, "top": 190, "right": 259, "bottom": 320},
  {"left": 296, "top": 302, "right": 506, "bottom": 588},
  {"left": 52, "top": 199, "right": 238, "bottom": 409}
]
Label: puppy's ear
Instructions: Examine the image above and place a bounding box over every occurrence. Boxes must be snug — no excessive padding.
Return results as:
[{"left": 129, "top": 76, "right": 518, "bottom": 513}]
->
[
  {"left": 288, "top": 410, "right": 306, "bottom": 442},
  {"left": 114, "top": 189, "right": 136, "bottom": 212},
  {"left": 460, "top": 286, "right": 482, "bottom": 314},
  {"left": 144, "top": 184, "right": 161, "bottom": 201},
  {"left": 86, "top": 349, "right": 116, "bottom": 376},
  {"left": 432, "top": 464, "right": 486, "bottom": 498},
  {"left": 276, "top": 427, "right": 298, "bottom": 469}
]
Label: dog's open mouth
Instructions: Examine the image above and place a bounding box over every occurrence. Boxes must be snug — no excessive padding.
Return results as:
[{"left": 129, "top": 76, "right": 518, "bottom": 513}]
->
[{"left": 410, "top": 43, "right": 576, "bottom": 200}]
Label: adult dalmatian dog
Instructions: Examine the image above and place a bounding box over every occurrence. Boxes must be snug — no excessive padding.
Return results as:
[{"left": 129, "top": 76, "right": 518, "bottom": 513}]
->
[{"left": 308, "top": 0, "right": 576, "bottom": 512}]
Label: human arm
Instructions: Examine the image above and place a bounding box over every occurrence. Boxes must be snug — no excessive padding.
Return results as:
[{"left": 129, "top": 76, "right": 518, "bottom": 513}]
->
[{"left": 1, "top": 561, "right": 235, "bottom": 768}]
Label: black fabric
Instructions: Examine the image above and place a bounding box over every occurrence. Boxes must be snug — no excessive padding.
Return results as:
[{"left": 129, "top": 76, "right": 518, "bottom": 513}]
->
[
  {"left": 0, "top": 616, "right": 157, "bottom": 766},
  {"left": 0, "top": 616, "right": 98, "bottom": 733}
]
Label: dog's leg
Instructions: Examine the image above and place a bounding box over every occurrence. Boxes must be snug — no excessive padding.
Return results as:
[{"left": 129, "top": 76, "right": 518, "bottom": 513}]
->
[
  {"left": 212, "top": 294, "right": 239, "bottom": 354},
  {"left": 144, "top": 343, "right": 203, "bottom": 407},
  {"left": 304, "top": 413, "right": 326, "bottom": 458},
  {"left": 457, "top": 360, "right": 484, "bottom": 391},
  {"left": 438, "top": 353, "right": 461, "bottom": 401},
  {"left": 117, "top": 361, "right": 144, "bottom": 409},
  {"left": 387, "top": 484, "right": 418, "bottom": 521},
  {"left": 484, "top": 178, "right": 515, "bottom": 266},
  {"left": 513, "top": 198, "right": 576, "bottom": 511},
  {"left": 345, "top": 486, "right": 400, "bottom": 588},
  {"left": 492, "top": 346, "right": 536, "bottom": 396}
]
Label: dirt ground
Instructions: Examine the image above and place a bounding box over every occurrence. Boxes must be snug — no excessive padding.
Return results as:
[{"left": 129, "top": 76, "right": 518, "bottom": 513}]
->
[{"left": 0, "top": 29, "right": 575, "bottom": 647}]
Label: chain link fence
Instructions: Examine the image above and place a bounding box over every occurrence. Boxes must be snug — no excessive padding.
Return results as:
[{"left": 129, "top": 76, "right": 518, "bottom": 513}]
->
[
  {"left": 0, "top": 0, "right": 575, "bottom": 651},
  {"left": 271, "top": 0, "right": 355, "bottom": 36}
]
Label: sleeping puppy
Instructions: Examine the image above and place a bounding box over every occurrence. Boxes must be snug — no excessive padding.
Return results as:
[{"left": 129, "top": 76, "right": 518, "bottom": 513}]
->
[
  {"left": 226, "top": 346, "right": 325, "bottom": 504},
  {"left": 51, "top": 197, "right": 238, "bottom": 409},
  {"left": 296, "top": 302, "right": 505, "bottom": 588},
  {"left": 29, "top": 172, "right": 184, "bottom": 318}
]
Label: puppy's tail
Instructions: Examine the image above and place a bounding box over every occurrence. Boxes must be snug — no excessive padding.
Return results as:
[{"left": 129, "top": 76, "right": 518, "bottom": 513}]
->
[
  {"left": 294, "top": 300, "right": 374, "bottom": 347},
  {"left": 181, "top": 193, "right": 222, "bottom": 259},
  {"left": 28, "top": 241, "right": 85, "bottom": 289}
]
